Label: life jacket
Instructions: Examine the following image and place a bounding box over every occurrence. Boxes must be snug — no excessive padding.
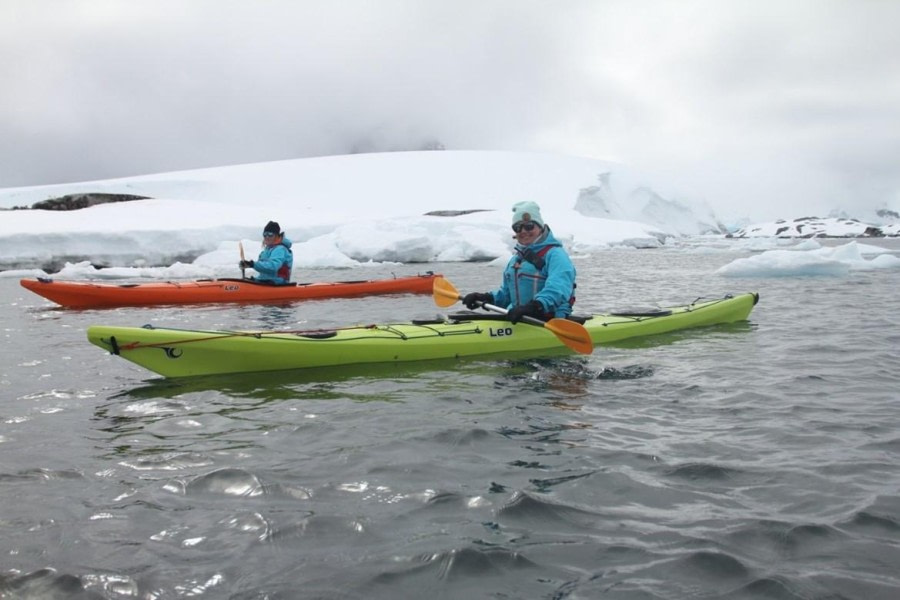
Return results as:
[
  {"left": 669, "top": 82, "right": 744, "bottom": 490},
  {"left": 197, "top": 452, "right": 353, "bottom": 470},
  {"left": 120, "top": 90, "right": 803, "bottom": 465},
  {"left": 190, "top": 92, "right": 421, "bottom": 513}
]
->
[
  {"left": 276, "top": 244, "right": 292, "bottom": 282},
  {"left": 512, "top": 244, "right": 576, "bottom": 314},
  {"left": 516, "top": 244, "right": 555, "bottom": 271}
]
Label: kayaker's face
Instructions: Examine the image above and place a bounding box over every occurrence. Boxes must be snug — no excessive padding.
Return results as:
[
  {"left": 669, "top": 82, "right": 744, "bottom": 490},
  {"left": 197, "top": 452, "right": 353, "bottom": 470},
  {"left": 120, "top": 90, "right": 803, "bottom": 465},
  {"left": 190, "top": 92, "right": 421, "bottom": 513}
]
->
[
  {"left": 263, "top": 232, "right": 282, "bottom": 247},
  {"left": 513, "top": 220, "right": 543, "bottom": 245}
]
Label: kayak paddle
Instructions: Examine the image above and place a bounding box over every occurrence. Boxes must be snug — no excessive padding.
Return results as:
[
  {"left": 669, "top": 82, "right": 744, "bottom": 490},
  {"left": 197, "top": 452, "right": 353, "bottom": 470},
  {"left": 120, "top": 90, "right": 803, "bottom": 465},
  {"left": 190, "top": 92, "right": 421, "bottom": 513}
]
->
[
  {"left": 432, "top": 276, "right": 593, "bottom": 355},
  {"left": 239, "top": 241, "right": 246, "bottom": 279}
]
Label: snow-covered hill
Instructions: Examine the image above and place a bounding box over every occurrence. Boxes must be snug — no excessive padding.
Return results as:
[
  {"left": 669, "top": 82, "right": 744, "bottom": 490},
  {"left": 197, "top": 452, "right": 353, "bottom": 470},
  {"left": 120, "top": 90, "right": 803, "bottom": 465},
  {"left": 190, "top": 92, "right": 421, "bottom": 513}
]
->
[
  {"left": 1, "top": 151, "right": 896, "bottom": 274},
  {"left": 0, "top": 151, "right": 716, "bottom": 272}
]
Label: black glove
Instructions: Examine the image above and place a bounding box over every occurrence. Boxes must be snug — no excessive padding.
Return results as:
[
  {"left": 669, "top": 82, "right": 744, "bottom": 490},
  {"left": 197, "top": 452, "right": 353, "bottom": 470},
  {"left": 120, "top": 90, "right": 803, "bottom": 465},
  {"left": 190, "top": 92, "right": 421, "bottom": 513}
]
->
[
  {"left": 463, "top": 292, "right": 493, "bottom": 310},
  {"left": 239, "top": 259, "right": 255, "bottom": 269},
  {"left": 508, "top": 300, "right": 545, "bottom": 324}
]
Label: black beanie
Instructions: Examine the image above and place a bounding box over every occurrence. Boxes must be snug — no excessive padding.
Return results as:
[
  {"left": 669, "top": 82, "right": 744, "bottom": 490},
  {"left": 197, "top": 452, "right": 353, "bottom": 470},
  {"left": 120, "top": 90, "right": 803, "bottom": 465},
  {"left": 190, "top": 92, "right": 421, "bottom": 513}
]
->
[{"left": 263, "top": 221, "right": 282, "bottom": 236}]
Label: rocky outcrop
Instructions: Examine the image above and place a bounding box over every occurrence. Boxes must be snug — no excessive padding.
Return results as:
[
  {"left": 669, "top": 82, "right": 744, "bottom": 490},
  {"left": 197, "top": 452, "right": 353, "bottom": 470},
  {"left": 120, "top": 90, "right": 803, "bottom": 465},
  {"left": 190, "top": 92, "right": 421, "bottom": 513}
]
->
[
  {"left": 26, "top": 193, "right": 150, "bottom": 211},
  {"left": 730, "top": 216, "right": 897, "bottom": 238},
  {"left": 423, "top": 209, "right": 493, "bottom": 217}
]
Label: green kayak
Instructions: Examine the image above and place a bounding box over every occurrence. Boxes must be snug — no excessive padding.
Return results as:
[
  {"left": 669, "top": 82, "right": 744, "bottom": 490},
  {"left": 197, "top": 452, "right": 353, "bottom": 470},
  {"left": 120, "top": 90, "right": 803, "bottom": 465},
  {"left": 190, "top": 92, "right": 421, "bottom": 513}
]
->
[{"left": 86, "top": 292, "right": 759, "bottom": 378}]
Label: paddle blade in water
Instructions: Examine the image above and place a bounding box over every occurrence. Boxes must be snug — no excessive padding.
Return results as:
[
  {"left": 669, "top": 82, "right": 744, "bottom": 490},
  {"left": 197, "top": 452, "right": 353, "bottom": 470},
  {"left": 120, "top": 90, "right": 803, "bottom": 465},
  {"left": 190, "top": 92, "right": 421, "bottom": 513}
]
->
[
  {"left": 544, "top": 318, "right": 594, "bottom": 354},
  {"left": 433, "top": 277, "right": 461, "bottom": 307}
]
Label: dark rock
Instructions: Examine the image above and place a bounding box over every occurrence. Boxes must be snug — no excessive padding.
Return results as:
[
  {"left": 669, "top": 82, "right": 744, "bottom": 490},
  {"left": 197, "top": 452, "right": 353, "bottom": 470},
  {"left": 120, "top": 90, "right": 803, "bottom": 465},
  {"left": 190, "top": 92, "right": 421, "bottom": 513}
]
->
[
  {"left": 30, "top": 193, "right": 150, "bottom": 211},
  {"left": 423, "top": 209, "right": 494, "bottom": 217}
]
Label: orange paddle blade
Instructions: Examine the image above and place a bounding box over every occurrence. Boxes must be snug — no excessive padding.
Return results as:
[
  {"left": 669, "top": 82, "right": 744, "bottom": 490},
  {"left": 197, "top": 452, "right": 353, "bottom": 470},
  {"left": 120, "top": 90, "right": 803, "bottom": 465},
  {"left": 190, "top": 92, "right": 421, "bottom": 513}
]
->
[
  {"left": 433, "top": 276, "right": 461, "bottom": 308},
  {"left": 544, "top": 318, "right": 594, "bottom": 355}
]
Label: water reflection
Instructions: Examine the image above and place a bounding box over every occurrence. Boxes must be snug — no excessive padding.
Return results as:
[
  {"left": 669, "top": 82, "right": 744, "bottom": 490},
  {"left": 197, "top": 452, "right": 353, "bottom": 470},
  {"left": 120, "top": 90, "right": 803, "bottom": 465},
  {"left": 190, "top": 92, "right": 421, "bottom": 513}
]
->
[
  {"left": 89, "top": 353, "right": 609, "bottom": 467},
  {"left": 99, "top": 348, "right": 590, "bottom": 402},
  {"left": 230, "top": 302, "right": 300, "bottom": 330},
  {"left": 600, "top": 320, "right": 756, "bottom": 349}
]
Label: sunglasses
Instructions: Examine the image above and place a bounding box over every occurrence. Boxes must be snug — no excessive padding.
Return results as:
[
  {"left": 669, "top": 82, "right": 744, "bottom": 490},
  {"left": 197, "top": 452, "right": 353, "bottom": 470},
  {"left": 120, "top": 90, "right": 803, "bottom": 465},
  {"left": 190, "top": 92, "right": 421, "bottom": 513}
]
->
[
  {"left": 263, "top": 231, "right": 277, "bottom": 238},
  {"left": 512, "top": 221, "right": 539, "bottom": 233}
]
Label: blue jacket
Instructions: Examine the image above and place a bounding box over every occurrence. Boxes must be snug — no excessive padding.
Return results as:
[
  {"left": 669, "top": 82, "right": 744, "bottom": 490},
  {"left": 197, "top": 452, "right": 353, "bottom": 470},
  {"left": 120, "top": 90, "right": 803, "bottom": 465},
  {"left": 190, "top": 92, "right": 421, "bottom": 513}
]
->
[
  {"left": 254, "top": 237, "right": 293, "bottom": 284},
  {"left": 491, "top": 228, "right": 576, "bottom": 318}
]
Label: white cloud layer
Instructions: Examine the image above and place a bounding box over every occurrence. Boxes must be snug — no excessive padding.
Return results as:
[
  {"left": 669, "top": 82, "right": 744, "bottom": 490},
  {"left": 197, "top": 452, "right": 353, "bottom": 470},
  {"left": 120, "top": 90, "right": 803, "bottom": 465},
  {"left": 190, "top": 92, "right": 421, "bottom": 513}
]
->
[{"left": 2, "top": 0, "right": 899, "bottom": 221}]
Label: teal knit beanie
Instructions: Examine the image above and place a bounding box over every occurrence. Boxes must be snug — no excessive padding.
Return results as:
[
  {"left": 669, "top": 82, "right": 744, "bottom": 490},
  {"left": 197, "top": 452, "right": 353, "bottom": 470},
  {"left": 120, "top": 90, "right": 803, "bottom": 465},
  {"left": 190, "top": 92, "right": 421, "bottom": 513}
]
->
[{"left": 511, "top": 201, "right": 544, "bottom": 227}]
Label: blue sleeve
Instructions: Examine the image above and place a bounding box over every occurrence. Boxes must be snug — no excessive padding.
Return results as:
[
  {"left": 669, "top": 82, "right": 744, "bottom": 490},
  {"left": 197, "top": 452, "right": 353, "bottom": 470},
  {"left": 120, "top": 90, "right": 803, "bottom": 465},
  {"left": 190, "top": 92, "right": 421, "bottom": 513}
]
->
[{"left": 254, "top": 246, "right": 289, "bottom": 276}]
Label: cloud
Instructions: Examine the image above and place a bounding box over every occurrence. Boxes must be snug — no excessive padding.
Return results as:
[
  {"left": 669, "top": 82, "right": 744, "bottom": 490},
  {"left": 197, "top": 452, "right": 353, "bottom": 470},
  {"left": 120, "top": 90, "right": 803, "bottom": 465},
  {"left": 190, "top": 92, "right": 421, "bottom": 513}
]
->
[{"left": 1, "top": 0, "right": 899, "bottom": 220}]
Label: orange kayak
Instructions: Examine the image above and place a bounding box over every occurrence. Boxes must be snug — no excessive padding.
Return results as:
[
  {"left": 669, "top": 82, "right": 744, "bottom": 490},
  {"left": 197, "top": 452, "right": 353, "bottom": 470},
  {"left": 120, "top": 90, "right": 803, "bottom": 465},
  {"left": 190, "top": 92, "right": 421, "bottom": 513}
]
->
[{"left": 20, "top": 272, "right": 440, "bottom": 309}]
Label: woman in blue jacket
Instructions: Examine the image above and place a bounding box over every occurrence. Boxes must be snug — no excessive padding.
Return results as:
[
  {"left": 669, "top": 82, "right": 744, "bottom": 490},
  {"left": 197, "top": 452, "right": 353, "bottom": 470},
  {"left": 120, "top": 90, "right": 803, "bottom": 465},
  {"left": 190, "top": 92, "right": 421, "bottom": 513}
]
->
[
  {"left": 239, "top": 221, "right": 293, "bottom": 284},
  {"left": 463, "top": 201, "right": 576, "bottom": 322}
]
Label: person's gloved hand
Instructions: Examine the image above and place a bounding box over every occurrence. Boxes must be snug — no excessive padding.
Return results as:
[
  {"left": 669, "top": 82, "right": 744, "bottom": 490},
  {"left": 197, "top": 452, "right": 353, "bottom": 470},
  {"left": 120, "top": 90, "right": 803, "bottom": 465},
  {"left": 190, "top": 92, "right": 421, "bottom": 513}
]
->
[
  {"left": 239, "top": 259, "right": 255, "bottom": 269},
  {"left": 463, "top": 292, "right": 493, "bottom": 310},
  {"left": 508, "top": 300, "right": 545, "bottom": 324}
]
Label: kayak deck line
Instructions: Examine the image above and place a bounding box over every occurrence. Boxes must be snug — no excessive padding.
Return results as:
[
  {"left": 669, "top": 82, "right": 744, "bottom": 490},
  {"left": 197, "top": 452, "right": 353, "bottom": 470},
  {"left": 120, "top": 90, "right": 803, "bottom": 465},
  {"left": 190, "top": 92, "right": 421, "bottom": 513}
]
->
[
  {"left": 86, "top": 292, "right": 760, "bottom": 379},
  {"left": 595, "top": 292, "right": 760, "bottom": 324},
  {"left": 101, "top": 295, "right": 722, "bottom": 354},
  {"left": 103, "top": 321, "right": 488, "bottom": 355},
  {"left": 32, "top": 275, "right": 411, "bottom": 288},
  {"left": 446, "top": 292, "right": 759, "bottom": 326}
]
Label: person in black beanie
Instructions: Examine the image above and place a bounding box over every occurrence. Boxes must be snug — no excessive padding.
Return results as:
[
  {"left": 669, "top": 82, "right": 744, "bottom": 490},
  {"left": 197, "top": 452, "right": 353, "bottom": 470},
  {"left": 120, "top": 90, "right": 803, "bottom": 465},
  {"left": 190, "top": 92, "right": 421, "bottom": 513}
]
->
[{"left": 239, "top": 221, "right": 294, "bottom": 284}]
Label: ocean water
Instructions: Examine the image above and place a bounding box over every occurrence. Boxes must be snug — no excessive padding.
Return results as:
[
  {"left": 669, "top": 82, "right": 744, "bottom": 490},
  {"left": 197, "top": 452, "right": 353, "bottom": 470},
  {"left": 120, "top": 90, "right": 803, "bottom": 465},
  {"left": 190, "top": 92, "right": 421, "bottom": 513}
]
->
[{"left": 2, "top": 242, "right": 899, "bottom": 599}]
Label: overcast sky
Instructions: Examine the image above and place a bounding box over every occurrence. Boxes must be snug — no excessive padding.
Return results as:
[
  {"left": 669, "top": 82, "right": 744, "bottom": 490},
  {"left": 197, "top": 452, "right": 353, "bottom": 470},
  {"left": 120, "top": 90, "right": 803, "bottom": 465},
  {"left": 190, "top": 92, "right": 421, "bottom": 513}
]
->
[{"left": 2, "top": 0, "right": 898, "bottom": 219}]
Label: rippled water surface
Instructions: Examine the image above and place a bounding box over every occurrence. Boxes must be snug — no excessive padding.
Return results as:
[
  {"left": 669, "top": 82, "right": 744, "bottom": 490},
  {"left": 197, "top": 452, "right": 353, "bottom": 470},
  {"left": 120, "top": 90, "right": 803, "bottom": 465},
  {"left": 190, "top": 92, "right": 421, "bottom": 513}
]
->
[{"left": 2, "top": 242, "right": 899, "bottom": 599}]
